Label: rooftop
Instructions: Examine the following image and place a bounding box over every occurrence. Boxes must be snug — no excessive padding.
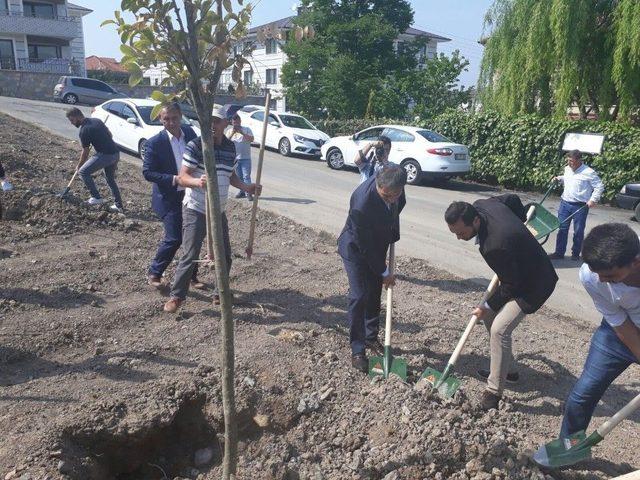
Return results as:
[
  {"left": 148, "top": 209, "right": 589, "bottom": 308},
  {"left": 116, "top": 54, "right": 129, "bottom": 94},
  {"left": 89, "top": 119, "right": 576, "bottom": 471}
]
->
[{"left": 248, "top": 15, "right": 451, "bottom": 42}]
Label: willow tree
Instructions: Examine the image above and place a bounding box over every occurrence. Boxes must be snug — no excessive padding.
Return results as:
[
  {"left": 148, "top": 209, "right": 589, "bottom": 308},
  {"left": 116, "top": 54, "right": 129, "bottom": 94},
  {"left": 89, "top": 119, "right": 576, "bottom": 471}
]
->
[
  {"left": 479, "top": 0, "right": 640, "bottom": 121},
  {"left": 104, "top": 1, "right": 311, "bottom": 477}
]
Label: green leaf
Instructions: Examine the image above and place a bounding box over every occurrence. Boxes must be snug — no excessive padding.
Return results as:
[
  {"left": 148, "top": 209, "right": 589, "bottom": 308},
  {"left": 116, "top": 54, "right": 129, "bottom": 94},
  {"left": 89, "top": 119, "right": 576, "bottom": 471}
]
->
[
  {"left": 100, "top": 19, "right": 117, "bottom": 27},
  {"left": 223, "top": 0, "right": 232, "bottom": 14},
  {"left": 150, "top": 90, "right": 166, "bottom": 102},
  {"left": 150, "top": 102, "right": 164, "bottom": 120},
  {"left": 120, "top": 44, "right": 137, "bottom": 57}
]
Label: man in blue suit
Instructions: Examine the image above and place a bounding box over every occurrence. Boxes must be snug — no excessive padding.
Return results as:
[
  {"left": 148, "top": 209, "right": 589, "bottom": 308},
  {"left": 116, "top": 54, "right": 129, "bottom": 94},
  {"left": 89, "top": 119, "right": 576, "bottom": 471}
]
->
[
  {"left": 143, "top": 102, "right": 202, "bottom": 288},
  {"left": 338, "top": 165, "right": 407, "bottom": 372}
]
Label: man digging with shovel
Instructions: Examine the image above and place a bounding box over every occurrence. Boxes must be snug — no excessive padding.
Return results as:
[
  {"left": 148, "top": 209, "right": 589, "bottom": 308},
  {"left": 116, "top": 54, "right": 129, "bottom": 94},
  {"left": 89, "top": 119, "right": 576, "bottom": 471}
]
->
[
  {"left": 445, "top": 195, "right": 558, "bottom": 409},
  {"left": 534, "top": 223, "right": 640, "bottom": 467},
  {"left": 338, "top": 165, "right": 406, "bottom": 373}
]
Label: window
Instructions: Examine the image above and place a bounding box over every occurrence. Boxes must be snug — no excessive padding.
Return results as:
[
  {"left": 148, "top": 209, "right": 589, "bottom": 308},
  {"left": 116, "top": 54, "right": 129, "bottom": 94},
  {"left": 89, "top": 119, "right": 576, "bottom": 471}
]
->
[
  {"left": 93, "top": 80, "right": 115, "bottom": 92},
  {"left": 0, "top": 39, "right": 15, "bottom": 70},
  {"left": 243, "top": 70, "right": 252, "bottom": 85},
  {"left": 268, "top": 114, "right": 279, "bottom": 126},
  {"left": 251, "top": 111, "right": 264, "bottom": 122},
  {"left": 121, "top": 105, "right": 136, "bottom": 120},
  {"left": 417, "top": 130, "right": 450, "bottom": 143},
  {"left": 28, "top": 44, "right": 61, "bottom": 61},
  {"left": 105, "top": 101, "right": 124, "bottom": 117},
  {"left": 23, "top": 1, "right": 55, "bottom": 19},
  {"left": 383, "top": 128, "right": 414, "bottom": 142},
  {"left": 266, "top": 68, "right": 277, "bottom": 85},
  {"left": 1, "top": 0, "right": 8, "bottom": 13},
  {"left": 355, "top": 128, "right": 384, "bottom": 142},
  {"left": 279, "top": 114, "right": 315, "bottom": 130},
  {"left": 265, "top": 38, "right": 277, "bottom": 55}
]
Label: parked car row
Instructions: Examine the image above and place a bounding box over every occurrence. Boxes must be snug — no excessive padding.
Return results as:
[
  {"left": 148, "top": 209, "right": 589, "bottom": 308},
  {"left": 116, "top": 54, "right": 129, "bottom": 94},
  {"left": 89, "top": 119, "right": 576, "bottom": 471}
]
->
[{"left": 615, "top": 183, "right": 640, "bottom": 220}]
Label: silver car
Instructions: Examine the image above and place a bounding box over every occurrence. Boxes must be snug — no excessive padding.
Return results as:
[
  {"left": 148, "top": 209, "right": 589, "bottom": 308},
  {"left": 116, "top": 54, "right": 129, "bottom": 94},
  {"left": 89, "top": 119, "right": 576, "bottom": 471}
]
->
[{"left": 53, "top": 76, "right": 126, "bottom": 105}]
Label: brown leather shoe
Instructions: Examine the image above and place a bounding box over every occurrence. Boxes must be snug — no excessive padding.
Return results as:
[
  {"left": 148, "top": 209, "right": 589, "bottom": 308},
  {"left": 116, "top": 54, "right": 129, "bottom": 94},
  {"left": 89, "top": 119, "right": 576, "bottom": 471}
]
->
[
  {"left": 148, "top": 275, "right": 163, "bottom": 289},
  {"left": 190, "top": 279, "right": 206, "bottom": 290},
  {"left": 164, "top": 297, "right": 183, "bottom": 313},
  {"left": 479, "top": 390, "right": 501, "bottom": 411}
]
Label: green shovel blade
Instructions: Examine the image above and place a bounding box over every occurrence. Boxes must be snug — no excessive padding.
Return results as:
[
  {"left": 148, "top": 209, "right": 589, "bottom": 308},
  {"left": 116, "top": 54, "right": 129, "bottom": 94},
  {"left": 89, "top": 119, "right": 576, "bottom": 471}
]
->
[
  {"left": 420, "top": 366, "right": 461, "bottom": 398},
  {"left": 533, "top": 431, "right": 591, "bottom": 468},
  {"left": 368, "top": 352, "right": 407, "bottom": 380}
]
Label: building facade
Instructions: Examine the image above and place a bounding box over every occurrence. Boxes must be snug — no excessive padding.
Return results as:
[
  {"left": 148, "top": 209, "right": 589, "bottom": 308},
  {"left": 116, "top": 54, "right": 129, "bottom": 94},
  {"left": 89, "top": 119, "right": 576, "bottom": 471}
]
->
[
  {"left": 0, "top": 1, "right": 91, "bottom": 77},
  {"left": 220, "top": 16, "right": 450, "bottom": 111}
]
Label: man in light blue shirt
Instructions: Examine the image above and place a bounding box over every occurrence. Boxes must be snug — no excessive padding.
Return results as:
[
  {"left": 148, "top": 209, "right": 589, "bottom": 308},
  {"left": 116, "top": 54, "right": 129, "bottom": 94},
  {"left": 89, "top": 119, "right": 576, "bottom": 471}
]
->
[
  {"left": 549, "top": 150, "right": 604, "bottom": 261},
  {"left": 226, "top": 113, "right": 255, "bottom": 200},
  {"left": 355, "top": 136, "right": 391, "bottom": 184}
]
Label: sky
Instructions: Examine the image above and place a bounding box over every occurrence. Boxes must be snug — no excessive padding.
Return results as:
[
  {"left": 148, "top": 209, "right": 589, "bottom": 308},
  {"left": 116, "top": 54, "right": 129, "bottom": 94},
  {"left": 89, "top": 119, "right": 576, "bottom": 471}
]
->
[{"left": 72, "top": 0, "right": 494, "bottom": 87}]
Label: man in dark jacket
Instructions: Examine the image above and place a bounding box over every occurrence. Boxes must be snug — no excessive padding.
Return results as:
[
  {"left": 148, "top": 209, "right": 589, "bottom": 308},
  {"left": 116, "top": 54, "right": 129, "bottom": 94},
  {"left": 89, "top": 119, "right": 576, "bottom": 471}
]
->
[
  {"left": 445, "top": 194, "right": 558, "bottom": 409},
  {"left": 142, "top": 102, "right": 202, "bottom": 289},
  {"left": 338, "top": 165, "right": 407, "bottom": 372}
]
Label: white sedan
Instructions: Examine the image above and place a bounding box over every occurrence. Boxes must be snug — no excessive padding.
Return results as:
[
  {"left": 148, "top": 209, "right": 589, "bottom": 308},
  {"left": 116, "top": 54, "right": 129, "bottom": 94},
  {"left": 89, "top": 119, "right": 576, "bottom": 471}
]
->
[
  {"left": 321, "top": 124, "right": 471, "bottom": 185},
  {"left": 237, "top": 107, "right": 330, "bottom": 157},
  {"left": 91, "top": 98, "right": 200, "bottom": 158}
]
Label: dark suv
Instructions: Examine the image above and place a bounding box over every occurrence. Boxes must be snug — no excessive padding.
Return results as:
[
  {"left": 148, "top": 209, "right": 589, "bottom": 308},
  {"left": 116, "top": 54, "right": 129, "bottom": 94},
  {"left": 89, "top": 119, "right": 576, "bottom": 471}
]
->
[
  {"left": 615, "top": 182, "right": 640, "bottom": 221},
  {"left": 53, "top": 76, "right": 126, "bottom": 105}
]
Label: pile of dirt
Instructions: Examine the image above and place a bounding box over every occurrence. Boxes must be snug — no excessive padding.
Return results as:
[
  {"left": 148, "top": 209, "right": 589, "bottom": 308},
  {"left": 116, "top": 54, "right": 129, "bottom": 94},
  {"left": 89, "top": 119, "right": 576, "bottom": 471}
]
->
[{"left": 0, "top": 112, "right": 637, "bottom": 480}]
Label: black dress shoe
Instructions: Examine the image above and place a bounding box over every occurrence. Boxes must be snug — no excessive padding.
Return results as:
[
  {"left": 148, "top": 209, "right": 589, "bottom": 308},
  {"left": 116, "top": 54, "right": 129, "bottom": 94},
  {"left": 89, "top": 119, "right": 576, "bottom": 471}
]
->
[
  {"left": 351, "top": 353, "right": 368, "bottom": 373},
  {"left": 365, "top": 339, "right": 384, "bottom": 356},
  {"left": 477, "top": 368, "right": 519, "bottom": 384}
]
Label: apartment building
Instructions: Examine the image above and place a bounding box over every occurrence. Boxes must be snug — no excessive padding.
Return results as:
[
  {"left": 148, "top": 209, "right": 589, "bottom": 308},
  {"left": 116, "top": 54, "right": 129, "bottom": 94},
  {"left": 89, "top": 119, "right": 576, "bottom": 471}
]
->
[{"left": 0, "top": 0, "right": 91, "bottom": 76}]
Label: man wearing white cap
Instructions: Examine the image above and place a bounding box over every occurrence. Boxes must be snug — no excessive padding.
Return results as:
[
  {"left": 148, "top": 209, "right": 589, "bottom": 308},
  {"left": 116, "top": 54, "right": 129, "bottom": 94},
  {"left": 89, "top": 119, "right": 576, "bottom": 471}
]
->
[{"left": 164, "top": 106, "right": 261, "bottom": 313}]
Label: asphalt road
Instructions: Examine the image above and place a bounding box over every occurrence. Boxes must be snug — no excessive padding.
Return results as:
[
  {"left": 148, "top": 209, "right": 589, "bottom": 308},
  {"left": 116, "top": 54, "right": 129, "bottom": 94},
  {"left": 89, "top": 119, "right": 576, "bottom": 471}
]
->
[{"left": 1, "top": 96, "right": 638, "bottom": 324}]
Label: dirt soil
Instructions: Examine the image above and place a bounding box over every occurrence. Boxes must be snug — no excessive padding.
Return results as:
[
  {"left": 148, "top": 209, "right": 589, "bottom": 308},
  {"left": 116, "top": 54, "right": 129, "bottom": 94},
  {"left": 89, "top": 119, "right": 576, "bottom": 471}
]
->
[{"left": 0, "top": 112, "right": 638, "bottom": 480}]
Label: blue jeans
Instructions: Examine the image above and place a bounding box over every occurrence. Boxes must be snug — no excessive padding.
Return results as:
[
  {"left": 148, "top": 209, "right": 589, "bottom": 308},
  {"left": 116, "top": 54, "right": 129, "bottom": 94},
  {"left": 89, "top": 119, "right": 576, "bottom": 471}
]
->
[
  {"left": 554, "top": 199, "right": 589, "bottom": 257},
  {"left": 235, "top": 158, "right": 251, "bottom": 185},
  {"left": 560, "top": 320, "right": 638, "bottom": 437},
  {"left": 342, "top": 258, "right": 383, "bottom": 355},
  {"left": 78, "top": 152, "right": 123, "bottom": 208}
]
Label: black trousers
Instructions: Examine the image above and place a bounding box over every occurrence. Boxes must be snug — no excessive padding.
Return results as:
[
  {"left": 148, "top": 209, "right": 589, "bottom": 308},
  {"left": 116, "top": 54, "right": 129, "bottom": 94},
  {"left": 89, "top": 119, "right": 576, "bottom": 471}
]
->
[
  {"left": 0, "top": 160, "right": 5, "bottom": 179},
  {"left": 342, "top": 257, "right": 383, "bottom": 355}
]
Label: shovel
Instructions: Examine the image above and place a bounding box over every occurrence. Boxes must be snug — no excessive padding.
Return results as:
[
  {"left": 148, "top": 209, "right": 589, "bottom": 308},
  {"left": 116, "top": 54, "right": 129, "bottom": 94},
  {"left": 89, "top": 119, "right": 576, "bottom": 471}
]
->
[
  {"left": 420, "top": 275, "right": 499, "bottom": 397},
  {"left": 368, "top": 242, "right": 407, "bottom": 380},
  {"left": 58, "top": 168, "right": 80, "bottom": 198},
  {"left": 245, "top": 91, "right": 271, "bottom": 259},
  {"left": 534, "top": 391, "right": 640, "bottom": 468}
]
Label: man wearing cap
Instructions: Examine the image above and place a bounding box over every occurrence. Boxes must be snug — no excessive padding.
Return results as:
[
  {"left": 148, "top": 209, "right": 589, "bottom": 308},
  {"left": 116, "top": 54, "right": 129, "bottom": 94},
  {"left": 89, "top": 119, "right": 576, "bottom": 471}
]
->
[
  {"left": 549, "top": 149, "right": 604, "bottom": 261},
  {"left": 164, "top": 106, "right": 261, "bottom": 313}
]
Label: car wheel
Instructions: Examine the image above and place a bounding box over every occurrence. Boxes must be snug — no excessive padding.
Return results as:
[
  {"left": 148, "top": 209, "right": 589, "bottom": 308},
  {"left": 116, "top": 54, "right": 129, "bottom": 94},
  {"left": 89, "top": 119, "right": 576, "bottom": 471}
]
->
[
  {"left": 63, "top": 93, "right": 78, "bottom": 105},
  {"left": 279, "top": 137, "right": 291, "bottom": 156},
  {"left": 401, "top": 159, "right": 422, "bottom": 185},
  {"left": 635, "top": 202, "right": 640, "bottom": 222},
  {"left": 138, "top": 139, "right": 148, "bottom": 158},
  {"left": 326, "top": 148, "right": 345, "bottom": 170}
]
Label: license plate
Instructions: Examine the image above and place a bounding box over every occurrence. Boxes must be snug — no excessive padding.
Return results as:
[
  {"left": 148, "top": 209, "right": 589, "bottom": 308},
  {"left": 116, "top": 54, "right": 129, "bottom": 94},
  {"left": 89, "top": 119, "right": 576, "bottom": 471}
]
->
[{"left": 455, "top": 153, "right": 466, "bottom": 160}]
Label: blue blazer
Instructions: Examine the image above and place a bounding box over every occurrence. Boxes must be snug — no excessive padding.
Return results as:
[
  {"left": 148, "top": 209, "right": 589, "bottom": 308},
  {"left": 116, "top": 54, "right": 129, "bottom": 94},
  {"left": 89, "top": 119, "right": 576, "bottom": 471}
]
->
[
  {"left": 142, "top": 125, "right": 197, "bottom": 218},
  {"left": 337, "top": 175, "right": 406, "bottom": 275}
]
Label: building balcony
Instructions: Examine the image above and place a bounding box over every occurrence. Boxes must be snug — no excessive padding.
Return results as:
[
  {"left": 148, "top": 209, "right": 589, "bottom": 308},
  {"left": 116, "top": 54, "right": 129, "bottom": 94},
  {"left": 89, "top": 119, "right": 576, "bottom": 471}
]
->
[
  {"left": 1, "top": 56, "right": 82, "bottom": 75},
  {"left": 0, "top": 9, "right": 79, "bottom": 40}
]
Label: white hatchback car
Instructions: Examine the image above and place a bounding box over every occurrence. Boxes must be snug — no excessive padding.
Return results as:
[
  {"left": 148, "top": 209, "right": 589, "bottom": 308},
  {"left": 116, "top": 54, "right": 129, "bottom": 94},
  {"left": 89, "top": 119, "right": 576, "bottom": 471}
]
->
[
  {"left": 321, "top": 124, "right": 471, "bottom": 185},
  {"left": 91, "top": 98, "right": 200, "bottom": 158},
  {"left": 237, "top": 107, "right": 330, "bottom": 157}
]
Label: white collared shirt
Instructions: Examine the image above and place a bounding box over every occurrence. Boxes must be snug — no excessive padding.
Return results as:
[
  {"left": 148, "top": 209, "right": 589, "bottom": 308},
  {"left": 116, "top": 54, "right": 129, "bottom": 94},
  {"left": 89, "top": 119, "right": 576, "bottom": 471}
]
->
[
  {"left": 167, "top": 129, "right": 187, "bottom": 191},
  {"left": 558, "top": 163, "right": 604, "bottom": 204},
  {"left": 580, "top": 263, "right": 640, "bottom": 329}
]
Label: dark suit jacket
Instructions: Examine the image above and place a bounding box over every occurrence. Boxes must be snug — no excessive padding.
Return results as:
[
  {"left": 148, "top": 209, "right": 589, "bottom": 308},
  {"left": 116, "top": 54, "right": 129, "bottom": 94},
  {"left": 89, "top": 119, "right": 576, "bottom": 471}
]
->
[
  {"left": 142, "top": 125, "right": 197, "bottom": 217},
  {"left": 337, "top": 176, "right": 406, "bottom": 275},
  {"left": 474, "top": 194, "right": 558, "bottom": 314}
]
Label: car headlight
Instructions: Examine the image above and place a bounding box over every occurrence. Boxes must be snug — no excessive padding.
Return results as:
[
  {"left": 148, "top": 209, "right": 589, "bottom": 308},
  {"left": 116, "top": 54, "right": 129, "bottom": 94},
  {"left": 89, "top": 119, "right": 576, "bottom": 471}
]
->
[
  {"left": 293, "top": 134, "right": 311, "bottom": 144},
  {"left": 620, "top": 185, "right": 627, "bottom": 194}
]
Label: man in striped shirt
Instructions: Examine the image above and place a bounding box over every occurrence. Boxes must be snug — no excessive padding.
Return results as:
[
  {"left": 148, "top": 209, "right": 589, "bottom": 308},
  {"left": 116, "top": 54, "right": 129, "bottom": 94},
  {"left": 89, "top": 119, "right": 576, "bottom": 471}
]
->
[{"left": 164, "top": 106, "right": 261, "bottom": 313}]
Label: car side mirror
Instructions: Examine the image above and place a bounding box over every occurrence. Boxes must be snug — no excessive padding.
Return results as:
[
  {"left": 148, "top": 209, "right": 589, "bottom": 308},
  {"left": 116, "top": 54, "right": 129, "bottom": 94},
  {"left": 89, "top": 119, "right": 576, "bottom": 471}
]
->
[{"left": 127, "top": 117, "right": 138, "bottom": 125}]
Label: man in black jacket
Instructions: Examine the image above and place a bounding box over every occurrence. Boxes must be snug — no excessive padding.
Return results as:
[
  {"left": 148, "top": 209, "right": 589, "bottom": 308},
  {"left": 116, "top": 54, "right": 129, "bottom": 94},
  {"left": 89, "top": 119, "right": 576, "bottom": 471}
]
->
[
  {"left": 445, "top": 195, "right": 558, "bottom": 409},
  {"left": 338, "top": 166, "right": 407, "bottom": 372}
]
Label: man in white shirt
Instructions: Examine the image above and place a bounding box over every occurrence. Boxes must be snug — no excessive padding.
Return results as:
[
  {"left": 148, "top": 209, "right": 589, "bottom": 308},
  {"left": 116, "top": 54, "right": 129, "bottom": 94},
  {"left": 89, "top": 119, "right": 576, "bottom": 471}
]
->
[
  {"left": 559, "top": 223, "right": 640, "bottom": 439},
  {"left": 226, "top": 113, "right": 255, "bottom": 200},
  {"left": 142, "top": 103, "right": 201, "bottom": 289},
  {"left": 549, "top": 149, "right": 604, "bottom": 261}
]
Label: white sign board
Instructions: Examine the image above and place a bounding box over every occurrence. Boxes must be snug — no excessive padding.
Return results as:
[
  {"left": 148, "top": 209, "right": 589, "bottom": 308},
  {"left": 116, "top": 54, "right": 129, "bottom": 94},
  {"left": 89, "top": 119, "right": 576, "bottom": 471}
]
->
[{"left": 562, "top": 132, "right": 605, "bottom": 155}]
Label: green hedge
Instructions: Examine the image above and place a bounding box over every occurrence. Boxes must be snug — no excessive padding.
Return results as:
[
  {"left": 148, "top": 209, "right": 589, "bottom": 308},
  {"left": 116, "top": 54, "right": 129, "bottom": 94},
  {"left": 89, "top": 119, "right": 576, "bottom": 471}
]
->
[
  {"left": 313, "top": 118, "right": 408, "bottom": 138},
  {"left": 313, "top": 111, "right": 640, "bottom": 201}
]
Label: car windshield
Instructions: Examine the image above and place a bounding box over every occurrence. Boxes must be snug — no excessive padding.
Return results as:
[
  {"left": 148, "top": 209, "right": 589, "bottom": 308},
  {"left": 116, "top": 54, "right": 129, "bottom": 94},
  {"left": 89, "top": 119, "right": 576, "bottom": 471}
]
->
[
  {"left": 279, "top": 114, "right": 316, "bottom": 130},
  {"left": 137, "top": 106, "right": 192, "bottom": 127},
  {"left": 417, "top": 130, "right": 450, "bottom": 143}
]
